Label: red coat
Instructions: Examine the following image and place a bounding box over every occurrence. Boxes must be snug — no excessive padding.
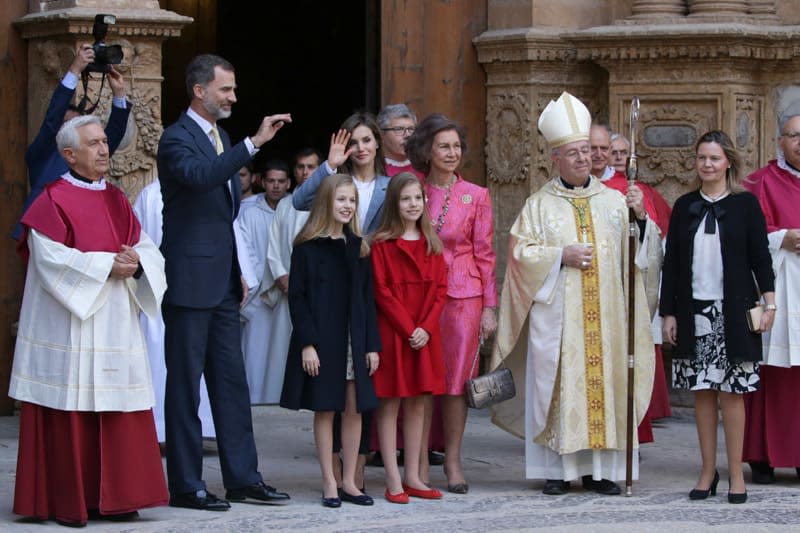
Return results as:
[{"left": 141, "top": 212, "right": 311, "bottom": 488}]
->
[{"left": 370, "top": 237, "right": 447, "bottom": 397}]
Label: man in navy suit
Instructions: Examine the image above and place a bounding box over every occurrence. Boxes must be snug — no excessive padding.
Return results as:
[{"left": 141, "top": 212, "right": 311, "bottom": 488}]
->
[
  {"left": 13, "top": 43, "right": 130, "bottom": 241},
  {"left": 157, "top": 53, "right": 292, "bottom": 511}
]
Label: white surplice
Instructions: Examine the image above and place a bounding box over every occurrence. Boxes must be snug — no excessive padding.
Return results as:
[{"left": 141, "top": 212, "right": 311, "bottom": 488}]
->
[
  {"left": 258, "top": 193, "right": 309, "bottom": 403},
  {"left": 10, "top": 229, "right": 165, "bottom": 412},
  {"left": 762, "top": 229, "right": 800, "bottom": 367},
  {"left": 133, "top": 180, "right": 216, "bottom": 441},
  {"left": 236, "top": 194, "right": 278, "bottom": 403}
]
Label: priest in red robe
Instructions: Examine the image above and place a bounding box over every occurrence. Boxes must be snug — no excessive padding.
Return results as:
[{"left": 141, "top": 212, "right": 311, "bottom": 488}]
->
[
  {"left": 9, "top": 115, "right": 168, "bottom": 527},
  {"left": 743, "top": 104, "right": 800, "bottom": 484}
]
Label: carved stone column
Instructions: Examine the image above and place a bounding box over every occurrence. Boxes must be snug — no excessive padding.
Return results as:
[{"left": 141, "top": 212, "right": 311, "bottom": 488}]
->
[
  {"left": 747, "top": 0, "right": 779, "bottom": 20},
  {"left": 630, "top": 0, "right": 688, "bottom": 18},
  {"left": 688, "top": 0, "right": 748, "bottom": 16},
  {"left": 14, "top": 0, "right": 191, "bottom": 200}
]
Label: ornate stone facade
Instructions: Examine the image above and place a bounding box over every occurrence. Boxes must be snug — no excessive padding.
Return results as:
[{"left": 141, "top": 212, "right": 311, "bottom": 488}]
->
[
  {"left": 14, "top": 1, "right": 190, "bottom": 200},
  {"left": 476, "top": 1, "right": 800, "bottom": 275}
]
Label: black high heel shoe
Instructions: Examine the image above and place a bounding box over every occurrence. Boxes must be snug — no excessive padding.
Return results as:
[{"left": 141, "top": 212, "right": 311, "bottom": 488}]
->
[
  {"left": 689, "top": 470, "right": 719, "bottom": 500},
  {"left": 727, "top": 477, "right": 747, "bottom": 504}
]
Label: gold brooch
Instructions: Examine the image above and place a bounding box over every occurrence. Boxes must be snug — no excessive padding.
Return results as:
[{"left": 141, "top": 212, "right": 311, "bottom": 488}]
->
[{"left": 462, "top": 194, "right": 472, "bottom": 204}]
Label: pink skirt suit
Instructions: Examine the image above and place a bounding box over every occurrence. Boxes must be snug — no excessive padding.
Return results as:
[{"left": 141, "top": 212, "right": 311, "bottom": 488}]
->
[{"left": 424, "top": 176, "right": 497, "bottom": 395}]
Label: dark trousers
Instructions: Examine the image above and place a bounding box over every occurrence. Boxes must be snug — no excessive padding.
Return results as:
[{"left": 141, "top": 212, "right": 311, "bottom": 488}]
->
[{"left": 163, "top": 288, "right": 261, "bottom": 495}]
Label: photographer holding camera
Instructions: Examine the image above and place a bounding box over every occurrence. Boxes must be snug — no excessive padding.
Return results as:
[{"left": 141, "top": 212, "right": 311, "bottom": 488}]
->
[{"left": 13, "top": 41, "right": 130, "bottom": 241}]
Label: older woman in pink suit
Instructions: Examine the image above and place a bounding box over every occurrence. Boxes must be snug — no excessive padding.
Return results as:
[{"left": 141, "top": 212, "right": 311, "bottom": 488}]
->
[{"left": 405, "top": 113, "right": 497, "bottom": 493}]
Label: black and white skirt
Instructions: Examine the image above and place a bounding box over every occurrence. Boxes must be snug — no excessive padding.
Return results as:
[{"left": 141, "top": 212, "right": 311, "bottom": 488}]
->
[{"left": 672, "top": 300, "right": 760, "bottom": 394}]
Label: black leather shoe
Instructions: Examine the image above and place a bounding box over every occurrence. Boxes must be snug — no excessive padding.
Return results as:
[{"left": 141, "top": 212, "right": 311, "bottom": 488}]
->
[
  {"left": 169, "top": 490, "right": 231, "bottom": 511},
  {"left": 88, "top": 509, "right": 139, "bottom": 522},
  {"left": 749, "top": 461, "right": 776, "bottom": 484},
  {"left": 542, "top": 479, "right": 570, "bottom": 495},
  {"left": 728, "top": 491, "right": 748, "bottom": 504},
  {"left": 582, "top": 476, "right": 622, "bottom": 495},
  {"left": 339, "top": 489, "right": 374, "bottom": 506},
  {"left": 226, "top": 481, "right": 290, "bottom": 505},
  {"left": 367, "top": 451, "right": 384, "bottom": 467},
  {"left": 428, "top": 450, "right": 445, "bottom": 466}
]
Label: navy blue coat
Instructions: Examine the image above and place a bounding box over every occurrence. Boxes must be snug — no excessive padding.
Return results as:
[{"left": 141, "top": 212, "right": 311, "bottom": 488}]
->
[
  {"left": 281, "top": 230, "right": 380, "bottom": 413},
  {"left": 14, "top": 82, "right": 131, "bottom": 240},
  {"left": 660, "top": 190, "right": 774, "bottom": 363},
  {"left": 157, "top": 112, "right": 248, "bottom": 308}
]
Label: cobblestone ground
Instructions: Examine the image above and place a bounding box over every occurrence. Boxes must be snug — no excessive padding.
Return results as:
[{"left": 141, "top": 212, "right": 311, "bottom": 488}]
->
[{"left": 1, "top": 406, "right": 798, "bottom": 532}]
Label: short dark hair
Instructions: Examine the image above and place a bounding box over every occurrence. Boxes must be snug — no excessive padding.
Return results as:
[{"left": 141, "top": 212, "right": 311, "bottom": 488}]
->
[
  {"left": 294, "top": 147, "right": 323, "bottom": 165},
  {"left": 405, "top": 113, "right": 468, "bottom": 175},
  {"left": 263, "top": 159, "right": 290, "bottom": 175},
  {"left": 185, "top": 54, "right": 235, "bottom": 100}
]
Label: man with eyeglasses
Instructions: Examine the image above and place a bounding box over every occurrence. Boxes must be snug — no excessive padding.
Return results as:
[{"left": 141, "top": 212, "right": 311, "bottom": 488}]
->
[
  {"left": 743, "top": 102, "right": 800, "bottom": 485},
  {"left": 492, "top": 92, "right": 662, "bottom": 497},
  {"left": 377, "top": 104, "right": 424, "bottom": 178}
]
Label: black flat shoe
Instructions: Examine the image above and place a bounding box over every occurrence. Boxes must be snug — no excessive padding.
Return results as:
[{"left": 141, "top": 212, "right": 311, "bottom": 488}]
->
[
  {"left": 581, "top": 475, "right": 621, "bottom": 495},
  {"left": 339, "top": 489, "right": 374, "bottom": 506},
  {"left": 321, "top": 495, "right": 341, "bottom": 508},
  {"left": 169, "top": 489, "right": 231, "bottom": 511},
  {"left": 689, "top": 470, "right": 719, "bottom": 500},
  {"left": 749, "top": 461, "right": 775, "bottom": 484},
  {"left": 447, "top": 482, "right": 469, "bottom": 494},
  {"left": 226, "top": 481, "right": 290, "bottom": 505},
  {"left": 542, "top": 479, "right": 570, "bottom": 495}
]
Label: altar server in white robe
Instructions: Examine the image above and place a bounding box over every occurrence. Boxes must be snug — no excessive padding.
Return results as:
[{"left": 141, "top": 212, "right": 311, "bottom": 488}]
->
[
  {"left": 133, "top": 179, "right": 216, "bottom": 441},
  {"left": 237, "top": 160, "right": 290, "bottom": 403},
  {"left": 259, "top": 152, "right": 319, "bottom": 405}
]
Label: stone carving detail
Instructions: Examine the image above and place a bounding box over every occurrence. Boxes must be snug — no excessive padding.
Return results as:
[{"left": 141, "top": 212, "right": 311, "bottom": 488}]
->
[
  {"left": 486, "top": 92, "right": 530, "bottom": 184},
  {"left": 735, "top": 95, "right": 762, "bottom": 172},
  {"left": 637, "top": 103, "right": 716, "bottom": 187}
]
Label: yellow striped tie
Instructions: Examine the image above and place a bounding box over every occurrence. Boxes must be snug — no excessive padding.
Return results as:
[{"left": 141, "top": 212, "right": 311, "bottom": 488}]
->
[{"left": 210, "top": 125, "right": 224, "bottom": 155}]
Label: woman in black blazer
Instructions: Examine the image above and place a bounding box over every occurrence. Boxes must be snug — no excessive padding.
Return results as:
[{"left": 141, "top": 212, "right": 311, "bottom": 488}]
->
[{"left": 660, "top": 130, "right": 775, "bottom": 504}]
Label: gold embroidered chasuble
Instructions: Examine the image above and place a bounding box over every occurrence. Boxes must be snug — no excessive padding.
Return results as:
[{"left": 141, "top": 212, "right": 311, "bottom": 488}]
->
[{"left": 491, "top": 177, "right": 657, "bottom": 456}]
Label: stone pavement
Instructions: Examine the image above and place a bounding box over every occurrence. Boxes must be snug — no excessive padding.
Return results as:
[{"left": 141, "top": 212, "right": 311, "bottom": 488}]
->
[{"left": 1, "top": 406, "right": 799, "bottom": 532}]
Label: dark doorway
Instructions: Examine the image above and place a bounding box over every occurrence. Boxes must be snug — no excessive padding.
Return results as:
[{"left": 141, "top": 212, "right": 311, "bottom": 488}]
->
[{"left": 162, "top": 0, "right": 380, "bottom": 170}]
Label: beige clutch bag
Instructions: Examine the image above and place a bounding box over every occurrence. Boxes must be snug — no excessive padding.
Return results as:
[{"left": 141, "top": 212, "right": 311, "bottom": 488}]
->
[{"left": 746, "top": 304, "right": 763, "bottom": 333}]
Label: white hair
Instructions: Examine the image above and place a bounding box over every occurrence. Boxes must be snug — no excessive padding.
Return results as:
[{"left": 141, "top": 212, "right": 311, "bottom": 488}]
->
[{"left": 56, "top": 115, "right": 102, "bottom": 152}]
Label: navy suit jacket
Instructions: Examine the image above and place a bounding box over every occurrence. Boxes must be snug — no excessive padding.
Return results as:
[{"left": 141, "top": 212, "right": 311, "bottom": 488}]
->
[
  {"left": 157, "top": 111, "right": 250, "bottom": 308},
  {"left": 292, "top": 162, "right": 390, "bottom": 235},
  {"left": 14, "top": 82, "right": 131, "bottom": 240}
]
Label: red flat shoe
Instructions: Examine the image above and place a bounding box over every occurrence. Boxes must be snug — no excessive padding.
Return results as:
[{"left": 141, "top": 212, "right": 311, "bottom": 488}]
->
[
  {"left": 402, "top": 484, "right": 443, "bottom": 499},
  {"left": 385, "top": 489, "right": 409, "bottom": 504}
]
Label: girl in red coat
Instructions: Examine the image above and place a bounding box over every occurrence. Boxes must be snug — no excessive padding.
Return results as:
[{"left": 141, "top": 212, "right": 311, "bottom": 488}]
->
[{"left": 370, "top": 172, "right": 448, "bottom": 503}]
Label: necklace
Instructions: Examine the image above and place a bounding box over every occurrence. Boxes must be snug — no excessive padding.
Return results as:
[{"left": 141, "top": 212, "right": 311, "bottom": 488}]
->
[{"left": 433, "top": 177, "right": 455, "bottom": 233}]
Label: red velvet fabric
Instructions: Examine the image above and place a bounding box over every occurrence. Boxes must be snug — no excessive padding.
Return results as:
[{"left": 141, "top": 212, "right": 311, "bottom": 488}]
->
[
  {"left": 743, "top": 366, "right": 800, "bottom": 467},
  {"left": 14, "top": 403, "right": 168, "bottom": 524},
  {"left": 646, "top": 345, "right": 673, "bottom": 420},
  {"left": 18, "top": 177, "right": 140, "bottom": 261}
]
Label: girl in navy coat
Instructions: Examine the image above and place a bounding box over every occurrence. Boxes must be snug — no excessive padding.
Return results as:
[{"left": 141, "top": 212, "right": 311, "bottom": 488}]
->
[{"left": 280, "top": 174, "right": 381, "bottom": 508}]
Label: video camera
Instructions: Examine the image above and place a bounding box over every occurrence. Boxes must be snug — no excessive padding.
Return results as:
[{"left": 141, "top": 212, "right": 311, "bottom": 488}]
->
[{"left": 86, "top": 14, "right": 123, "bottom": 73}]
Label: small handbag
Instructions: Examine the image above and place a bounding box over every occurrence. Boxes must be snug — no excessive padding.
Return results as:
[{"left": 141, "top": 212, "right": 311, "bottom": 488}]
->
[
  {"left": 464, "top": 338, "right": 516, "bottom": 409},
  {"left": 746, "top": 303, "right": 763, "bottom": 333},
  {"left": 746, "top": 274, "right": 764, "bottom": 333}
]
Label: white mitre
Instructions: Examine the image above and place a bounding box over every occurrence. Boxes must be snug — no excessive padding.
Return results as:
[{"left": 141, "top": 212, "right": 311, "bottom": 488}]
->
[{"left": 538, "top": 91, "right": 591, "bottom": 148}]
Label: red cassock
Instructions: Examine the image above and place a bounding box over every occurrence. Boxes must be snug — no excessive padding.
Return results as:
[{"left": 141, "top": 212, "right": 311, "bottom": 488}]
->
[
  {"left": 743, "top": 161, "right": 800, "bottom": 468},
  {"left": 14, "top": 177, "right": 167, "bottom": 525},
  {"left": 370, "top": 237, "right": 448, "bottom": 397}
]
